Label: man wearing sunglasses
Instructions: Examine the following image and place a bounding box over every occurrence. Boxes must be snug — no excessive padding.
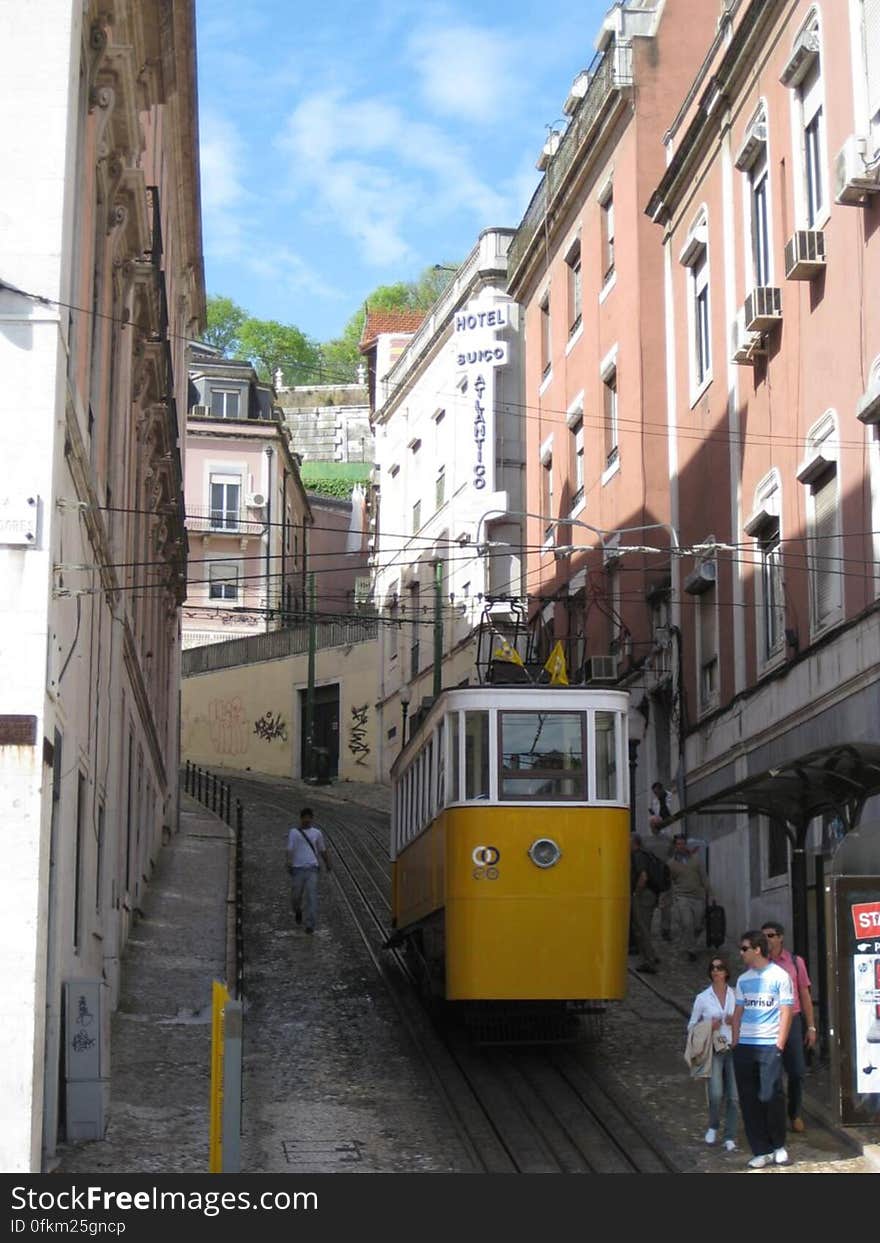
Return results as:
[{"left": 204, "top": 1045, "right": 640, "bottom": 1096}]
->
[
  {"left": 761, "top": 921, "right": 817, "bottom": 1135},
  {"left": 731, "top": 930, "right": 794, "bottom": 1169}
]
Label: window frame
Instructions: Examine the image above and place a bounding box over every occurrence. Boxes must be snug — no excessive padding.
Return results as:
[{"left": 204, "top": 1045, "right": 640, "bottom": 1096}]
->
[
  {"left": 208, "top": 560, "right": 241, "bottom": 601},
  {"left": 565, "top": 238, "right": 582, "bottom": 337},
  {"left": 209, "top": 473, "right": 242, "bottom": 531},
  {"left": 210, "top": 388, "right": 241, "bottom": 419}
]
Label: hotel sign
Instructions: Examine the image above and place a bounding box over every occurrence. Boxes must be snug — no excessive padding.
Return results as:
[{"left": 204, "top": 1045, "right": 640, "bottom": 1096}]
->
[{"left": 453, "top": 299, "right": 510, "bottom": 493}]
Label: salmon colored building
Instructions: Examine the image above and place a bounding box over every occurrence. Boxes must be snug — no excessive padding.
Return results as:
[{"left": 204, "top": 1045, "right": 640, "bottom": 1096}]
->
[
  {"left": 646, "top": 0, "right": 880, "bottom": 942},
  {"left": 507, "top": 0, "right": 719, "bottom": 807}
]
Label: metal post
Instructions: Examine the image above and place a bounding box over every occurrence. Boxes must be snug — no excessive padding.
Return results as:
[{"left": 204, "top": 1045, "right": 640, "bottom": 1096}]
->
[
  {"left": 185, "top": 760, "right": 190, "bottom": 794},
  {"left": 433, "top": 559, "right": 443, "bottom": 700},
  {"left": 221, "top": 1000, "right": 242, "bottom": 1172},
  {"left": 197, "top": 767, "right": 203, "bottom": 803},
  {"left": 790, "top": 820, "right": 809, "bottom": 960},
  {"left": 628, "top": 738, "right": 640, "bottom": 836},
  {"left": 304, "top": 571, "right": 316, "bottom": 781},
  {"left": 212, "top": 772, "right": 218, "bottom": 813}
]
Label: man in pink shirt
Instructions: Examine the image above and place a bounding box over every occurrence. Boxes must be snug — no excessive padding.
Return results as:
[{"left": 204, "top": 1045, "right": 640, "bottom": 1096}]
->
[{"left": 761, "top": 920, "right": 817, "bottom": 1134}]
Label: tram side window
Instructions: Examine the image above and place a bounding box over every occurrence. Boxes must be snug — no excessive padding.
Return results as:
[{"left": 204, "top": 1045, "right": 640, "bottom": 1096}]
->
[
  {"left": 449, "top": 713, "right": 460, "bottom": 802},
  {"left": 437, "top": 721, "right": 445, "bottom": 808},
  {"left": 594, "top": 711, "right": 619, "bottom": 801},
  {"left": 425, "top": 741, "right": 433, "bottom": 822},
  {"left": 464, "top": 711, "right": 490, "bottom": 800},
  {"left": 499, "top": 711, "right": 586, "bottom": 800}
]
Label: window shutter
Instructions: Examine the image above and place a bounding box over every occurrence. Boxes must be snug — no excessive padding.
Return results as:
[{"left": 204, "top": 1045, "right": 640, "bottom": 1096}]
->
[
  {"left": 812, "top": 470, "right": 838, "bottom": 622},
  {"left": 865, "top": 0, "right": 880, "bottom": 118},
  {"left": 699, "top": 590, "right": 716, "bottom": 663}
]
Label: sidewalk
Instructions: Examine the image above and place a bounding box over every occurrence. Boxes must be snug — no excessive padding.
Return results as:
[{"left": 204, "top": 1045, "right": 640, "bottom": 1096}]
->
[{"left": 54, "top": 796, "right": 233, "bottom": 1175}]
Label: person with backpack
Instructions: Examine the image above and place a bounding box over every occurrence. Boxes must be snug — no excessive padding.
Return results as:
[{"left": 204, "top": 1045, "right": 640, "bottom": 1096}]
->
[
  {"left": 642, "top": 815, "right": 674, "bottom": 942},
  {"left": 631, "top": 833, "right": 661, "bottom": 974},
  {"left": 760, "top": 921, "right": 817, "bottom": 1135},
  {"left": 286, "top": 807, "right": 332, "bottom": 934},
  {"left": 669, "top": 833, "right": 710, "bottom": 962}
]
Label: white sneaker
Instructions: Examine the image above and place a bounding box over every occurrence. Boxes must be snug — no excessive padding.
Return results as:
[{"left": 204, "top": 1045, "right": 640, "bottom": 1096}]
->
[
  {"left": 704, "top": 1128, "right": 718, "bottom": 1145},
  {"left": 773, "top": 1147, "right": 789, "bottom": 1165},
  {"left": 724, "top": 1140, "right": 737, "bottom": 1152},
  {"left": 747, "top": 1153, "right": 771, "bottom": 1169}
]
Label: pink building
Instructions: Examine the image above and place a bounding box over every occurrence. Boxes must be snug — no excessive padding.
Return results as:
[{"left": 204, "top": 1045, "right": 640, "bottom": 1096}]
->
[
  {"left": 646, "top": 0, "right": 880, "bottom": 941},
  {"left": 183, "top": 349, "right": 311, "bottom": 646},
  {"left": 507, "top": 0, "right": 718, "bottom": 791}
]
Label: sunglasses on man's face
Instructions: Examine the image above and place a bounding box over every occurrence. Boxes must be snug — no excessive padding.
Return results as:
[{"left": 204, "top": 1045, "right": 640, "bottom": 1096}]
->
[{"left": 739, "top": 945, "right": 753, "bottom": 952}]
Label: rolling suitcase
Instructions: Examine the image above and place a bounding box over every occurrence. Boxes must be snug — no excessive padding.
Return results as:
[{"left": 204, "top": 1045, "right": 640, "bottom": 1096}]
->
[{"left": 705, "top": 900, "right": 726, "bottom": 948}]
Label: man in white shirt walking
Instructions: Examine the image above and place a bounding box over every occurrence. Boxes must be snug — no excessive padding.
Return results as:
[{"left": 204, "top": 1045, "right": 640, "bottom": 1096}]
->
[
  {"left": 286, "top": 807, "right": 332, "bottom": 934},
  {"left": 731, "top": 929, "right": 793, "bottom": 1169}
]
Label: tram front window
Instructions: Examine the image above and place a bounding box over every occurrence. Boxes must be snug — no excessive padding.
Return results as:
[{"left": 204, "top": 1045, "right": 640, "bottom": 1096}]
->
[
  {"left": 465, "top": 711, "right": 490, "bottom": 800},
  {"left": 500, "top": 712, "right": 585, "bottom": 801}
]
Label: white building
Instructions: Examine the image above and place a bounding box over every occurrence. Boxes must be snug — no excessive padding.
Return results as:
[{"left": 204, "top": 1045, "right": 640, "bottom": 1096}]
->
[
  {"left": 0, "top": 1, "right": 203, "bottom": 1170},
  {"left": 368, "top": 229, "right": 525, "bottom": 780}
]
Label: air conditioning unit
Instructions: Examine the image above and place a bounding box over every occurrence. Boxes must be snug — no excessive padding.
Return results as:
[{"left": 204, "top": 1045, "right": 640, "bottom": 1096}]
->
[
  {"left": 563, "top": 70, "right": 591, "bottom": 115},
  {"left": 744, "top": 286, "right": 782, "bottom": 333},
  {"left": 190, "top": 404, "right": 209, "bottom": 416},
  {"left": 834, "top": 135, "right": 880, "bottom": 205},
  {"left": 684, "top": 561, "right": 717, "bottom": 595},
  {"left": 247, "top": 492, "right": 266, "bottom": 509},
  {"left": 731, "top": 308, "right": 764, "bottom": 366},
  {"left": 536, "top": 130, "right": 562, "bottom": 171},
  {"left": 784, "top": 229, "right": 826, "bottom": 280},
  {"left": 584, "top": 655, "right": 617, "bottom": 684}
]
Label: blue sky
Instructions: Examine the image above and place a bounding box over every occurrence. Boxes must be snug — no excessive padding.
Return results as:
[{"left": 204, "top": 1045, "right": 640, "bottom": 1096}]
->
[{"left": 196, "top": 0, "right": 610, "bottom": 344}]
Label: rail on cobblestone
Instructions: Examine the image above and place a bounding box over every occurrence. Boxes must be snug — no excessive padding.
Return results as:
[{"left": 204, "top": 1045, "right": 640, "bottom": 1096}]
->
[
  {"left": 181, "top": 617, "right": 378, "bottom": 676},
  {"left": 183, "top": 762, "right": 244, "bottom": 1000}
]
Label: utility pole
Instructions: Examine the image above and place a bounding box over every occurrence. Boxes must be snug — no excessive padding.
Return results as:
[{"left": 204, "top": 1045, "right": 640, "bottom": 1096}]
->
[
  {"left": 305, "top": 571, "right": 316, "bottom": 781},
  {"left": 433, "top": 560, "right": 443, "bottom": 700}
]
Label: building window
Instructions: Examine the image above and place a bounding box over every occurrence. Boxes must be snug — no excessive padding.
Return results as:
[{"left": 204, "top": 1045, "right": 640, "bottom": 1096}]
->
[
  {"left": 412, "top": 498, "right": 421, "bottom": 534},
  {"left": 750, "top": 147, "right": 771, "bottom": 287},
  {"left": 798, "top": 413, "right": 842, "bottom": 631},
  {"left": 759, "top": 522, "right": 785, "bottom": 660},
  {"left": 540, "top": 294, "right": 551, "bottom": 378},
  {"left": 541, "top": 455, "right": 554, "bottom": 539},
  {"left": 389, "top": 597, "right": 399, "bottom": 661},
  {"left": 802, "top": 58, "right": 825, "bottom": 225},
  {"left": 209, "top": 474, "right": 241, "bottom": 530},
  {"left": 209, "top": 561, "right": 239, "bottom": 601},
  {"left": 809, "top": 467, "right": 840, "bottom": 628},
  {"left": 210, "top": 389, "right": 240, "bottom": 419},
  {"left": 860, "top": 0, "right": 880, "bottom": 150},
  {"left": 570, "top": 418, "right": 584, "bottom": 509},
  {"left": 435, "top": 464, "right": 445, "bottom": 511},
  {"left": 693, "top": 249, "right": 711, "bottom": 387},
  {"left": 603, "top": 366, "right": 618, "bottom": 467},
  {"left": 697, "top": 586, "right": 718, "bottom": 711},
  {"left": 566, "top": 241, "right": 582, "bottom": 335},
  {"left": 601, "top": 190, "right": 615, "bottom": 281},
  {"left": 409, "top": 582, "right": 420, "bottom": 676}
]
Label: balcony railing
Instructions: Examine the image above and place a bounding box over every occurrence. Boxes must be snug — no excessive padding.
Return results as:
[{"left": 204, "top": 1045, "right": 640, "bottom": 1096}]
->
[
  {"left": 508, "top": 43, "right": 632, "bottom": 282},
  {"left": 185, "top": 506, "right": 266, "bottom": 536}
]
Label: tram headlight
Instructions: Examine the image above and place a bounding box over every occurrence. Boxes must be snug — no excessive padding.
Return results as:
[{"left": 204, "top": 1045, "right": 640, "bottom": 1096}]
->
[{"left": 528, "top": 837, "right": 562, "bottom": 868}]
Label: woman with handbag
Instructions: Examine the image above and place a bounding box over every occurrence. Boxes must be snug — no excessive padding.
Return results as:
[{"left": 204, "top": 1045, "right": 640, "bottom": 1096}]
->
[{"left": 687, "top": 956, "right": 739, "bottom": 1150}]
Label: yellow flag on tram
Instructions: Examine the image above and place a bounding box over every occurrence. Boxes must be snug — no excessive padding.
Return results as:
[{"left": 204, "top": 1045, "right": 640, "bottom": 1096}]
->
[
  {"left": 492, "top": 634, "right": 524, "bottom": 667},
  {"left": 544, "top": 640, "right": 569, "bottom": 686}
]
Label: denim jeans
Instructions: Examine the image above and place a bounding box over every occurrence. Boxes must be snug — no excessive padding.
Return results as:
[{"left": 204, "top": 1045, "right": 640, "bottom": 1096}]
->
[
  {"left": 783, "top": 1013, "right": 807, "bottom": 1121},
  {"left": 733, "top": 1043, "right": 786, "bottom": 1156},
  {"left": 290, "top": 866, "right": 319, "bottom": 929},
  {"left": 707, "top": 1049, "right": 739, "bottom": 1141}
]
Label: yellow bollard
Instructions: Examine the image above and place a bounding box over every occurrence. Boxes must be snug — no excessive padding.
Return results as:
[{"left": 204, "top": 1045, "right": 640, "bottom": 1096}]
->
[{"left": 209, "top": 979, "right": 231, "bottom": 1172}]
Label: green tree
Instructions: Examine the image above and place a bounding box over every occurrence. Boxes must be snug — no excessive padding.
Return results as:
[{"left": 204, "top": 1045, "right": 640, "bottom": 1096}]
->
[
  {"left": 203, "top": 295, "right": 246, "bottom": 355},
  {"left": 320, "top": 262, "right": 459, "bottom": 381}
]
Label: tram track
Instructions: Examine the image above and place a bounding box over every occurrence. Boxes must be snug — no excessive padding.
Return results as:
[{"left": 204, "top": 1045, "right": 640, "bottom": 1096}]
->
[{"left": 224, "top": 773, "right": 683, "bottom": 1174}]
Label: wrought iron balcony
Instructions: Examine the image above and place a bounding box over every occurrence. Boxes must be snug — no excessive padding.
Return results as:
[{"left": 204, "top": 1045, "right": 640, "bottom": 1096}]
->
[{"left": 184, "top": 505, "right": 266, "bottom": 536}]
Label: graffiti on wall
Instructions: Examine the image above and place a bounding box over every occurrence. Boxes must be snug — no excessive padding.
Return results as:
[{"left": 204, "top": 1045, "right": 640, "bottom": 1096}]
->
[
  {"left": 254, "top": 711, "right": 288, "bottom": 743},
  {"left": 349, "top": 703, "right": 370, "bottom": 766},
  {"left": 208, "top": 697, "right": 248, "bottom": 756}
]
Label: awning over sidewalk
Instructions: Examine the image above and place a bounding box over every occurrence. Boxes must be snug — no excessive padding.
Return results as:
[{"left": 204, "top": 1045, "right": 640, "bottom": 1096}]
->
[{"left": 664, "top": 742, "right": 880, "bottom": 966}]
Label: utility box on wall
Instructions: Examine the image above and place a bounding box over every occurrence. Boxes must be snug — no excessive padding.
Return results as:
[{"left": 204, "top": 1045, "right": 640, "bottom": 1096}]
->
[{"left": 64, "top": 980, "right": 109, "bottom": 1141}]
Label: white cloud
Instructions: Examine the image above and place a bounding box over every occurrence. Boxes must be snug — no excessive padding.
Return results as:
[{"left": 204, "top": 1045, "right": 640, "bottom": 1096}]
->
[
  {"left": 277, "top": 87, "right": 514, "bottom": 268},
  {"left": 407, "top": 21, "right": 523, "bottom": 123},
  {"left": 199, "top": 109, "right": 249, "bottom": 258}
]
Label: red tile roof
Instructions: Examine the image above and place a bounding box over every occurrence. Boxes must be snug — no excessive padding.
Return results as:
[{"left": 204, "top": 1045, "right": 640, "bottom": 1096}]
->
[{"left": 359, "top": 308, "right": 426, "bottom": 351}]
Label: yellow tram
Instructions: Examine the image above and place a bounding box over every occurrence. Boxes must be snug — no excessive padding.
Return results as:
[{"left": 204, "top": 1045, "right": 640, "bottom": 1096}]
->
[{"left": 389, "top": 686, "right": 631, "bottom": 1020}]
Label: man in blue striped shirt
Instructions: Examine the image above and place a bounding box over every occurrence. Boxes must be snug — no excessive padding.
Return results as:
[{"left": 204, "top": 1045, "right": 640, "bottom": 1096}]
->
[{"left": 731, "top": 929, "right": 794, "bottom": 1169}]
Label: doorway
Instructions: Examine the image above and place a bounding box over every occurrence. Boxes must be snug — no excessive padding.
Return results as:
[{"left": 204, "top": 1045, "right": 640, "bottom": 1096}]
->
[{"left": 299, "top": 684, "right": 339, "bottom": 780}]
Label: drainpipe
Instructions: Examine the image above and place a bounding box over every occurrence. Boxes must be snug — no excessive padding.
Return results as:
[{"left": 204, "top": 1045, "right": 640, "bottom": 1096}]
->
[
  {"left": 281, "top": 467, "right": 288, "bottom": 625},
  {"left": 264, "top": 445, "right": 274, "bottom": 633}
]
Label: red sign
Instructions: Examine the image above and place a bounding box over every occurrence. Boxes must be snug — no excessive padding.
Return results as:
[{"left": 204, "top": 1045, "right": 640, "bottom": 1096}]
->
[{"left": 851, "top": 901, "right": 880, "bottom": 937}]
